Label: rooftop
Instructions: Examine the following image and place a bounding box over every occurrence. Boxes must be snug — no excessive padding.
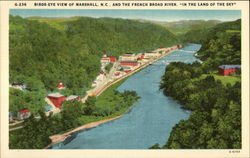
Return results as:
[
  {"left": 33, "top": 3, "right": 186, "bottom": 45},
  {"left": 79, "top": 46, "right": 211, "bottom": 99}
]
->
[
  {"left": 48, "top": 92, "right": 65, "bottom": 98},
  {"left": 219, "top": 65, "right": 241, "bottom": 69},
  {"left": 120, "top": 60, "right": 138, "bottom": 63},
  {"left": 66, "top": 95, "right": 79, "bottom": 101},
  {"left": 44, "top": 105, "right": 53, "bottom": 111}
]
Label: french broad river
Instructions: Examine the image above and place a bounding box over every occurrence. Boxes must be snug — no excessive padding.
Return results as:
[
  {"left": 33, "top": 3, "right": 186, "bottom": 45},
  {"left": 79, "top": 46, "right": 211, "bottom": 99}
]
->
[{"left": 52, "top": 43, "right": 202, "bottom": 149}]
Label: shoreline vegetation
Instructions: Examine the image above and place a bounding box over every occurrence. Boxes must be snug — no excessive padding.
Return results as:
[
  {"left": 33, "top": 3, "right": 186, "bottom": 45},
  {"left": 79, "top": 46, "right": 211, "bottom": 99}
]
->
[
  {"left": 46, "top": 45, "right": 180, "bottom": 148},
  {"left": 9, "top": 15, "right": 180, "bottom": 149},
  {"left": 46, "top": 114, "right": 124, "bottom": 148},
  {"left": 150, "top": 19, "right": 241, "bottom": 149}
]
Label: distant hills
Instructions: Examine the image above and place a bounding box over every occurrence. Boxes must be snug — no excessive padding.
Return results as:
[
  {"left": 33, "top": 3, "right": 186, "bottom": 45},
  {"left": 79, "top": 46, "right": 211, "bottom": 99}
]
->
[{"left": 136, "top": 19, "right": 221, "bottom": 35}]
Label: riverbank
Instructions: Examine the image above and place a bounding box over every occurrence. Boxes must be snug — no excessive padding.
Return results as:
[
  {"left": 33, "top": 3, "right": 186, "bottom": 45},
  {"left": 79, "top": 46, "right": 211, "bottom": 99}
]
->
[
  {"left": 46, "top": 114, "right": 124, "bottom": 148},
  {"left": 47, "top": 45, "right": 181, "bottom": 148},
  {"left": 92, "top": 45, "right": 181, "bottom": 97},
  {"left": 46, "top": 78, "right": 137, "bottom": 148}
]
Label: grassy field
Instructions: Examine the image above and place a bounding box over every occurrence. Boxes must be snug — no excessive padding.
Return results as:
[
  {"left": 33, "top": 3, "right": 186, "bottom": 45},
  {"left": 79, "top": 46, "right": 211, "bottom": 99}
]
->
[
  {"left": 201, "top": 73, "right": 241, "bottom": 85},
  {"left": 77, "top": 77, "right": 137, "bottom": 125}
]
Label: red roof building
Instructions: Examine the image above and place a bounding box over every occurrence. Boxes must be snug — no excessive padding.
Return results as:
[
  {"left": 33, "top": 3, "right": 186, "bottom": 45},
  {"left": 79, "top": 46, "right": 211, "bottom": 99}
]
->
[
  {"left": 47, "top": 93, "right": 66, "bottom": 108},
  {"left": 218, "top": 65, "right": 241, "bottom": 76},
  {"left": 108, "top": 56, "right": 116, "bottom": 63},
  {"left": 57, "top": 81, "right": 65, "bottom": 89},
  {"left": 101, "top": 56, "right": 116, "bottom": 63},
  {"left": 101, "top": 51, "right": 117, "bottom": 63},
  {"left": 115, "top": 72, "right": 120, "bottom": 76},
  {"left": 17, "top": 108, "right": 31, "bottom": 120},
  {"left": 120, "top": 61, "right": 138, "bottom": 66}
]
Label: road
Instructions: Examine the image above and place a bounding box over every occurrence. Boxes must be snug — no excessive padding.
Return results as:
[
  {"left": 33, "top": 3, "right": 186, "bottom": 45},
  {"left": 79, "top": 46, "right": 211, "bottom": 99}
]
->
[{"left": 83, "top": 45, "right": 180, "bottom": 99}]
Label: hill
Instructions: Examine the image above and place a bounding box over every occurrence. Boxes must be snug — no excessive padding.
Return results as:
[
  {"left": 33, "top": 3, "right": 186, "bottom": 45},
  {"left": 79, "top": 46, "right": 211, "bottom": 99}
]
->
[
  {"left": 137, "top": 19, "right": 221, "bottom": 35},
  {"left": 154, "top": 19, "right": 241, "bottom": 149},
  {"left": 9, "top": 15, "right": 179, "bottom": 95}
]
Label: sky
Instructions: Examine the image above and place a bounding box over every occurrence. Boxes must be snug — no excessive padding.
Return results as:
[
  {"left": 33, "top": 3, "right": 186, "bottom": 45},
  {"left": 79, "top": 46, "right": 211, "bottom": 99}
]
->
[{"left": 10, "top": 9, "right": 241, "bottom": 22}]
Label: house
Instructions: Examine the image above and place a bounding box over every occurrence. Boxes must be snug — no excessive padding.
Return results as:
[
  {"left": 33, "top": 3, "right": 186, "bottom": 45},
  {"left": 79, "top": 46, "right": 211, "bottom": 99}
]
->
[
  {"left": 120, "top": 61, "right": 138, "bottom": 67},
  {"left": 144, "top": 52, "right": 161, "bottom": 58},
  {"left": 10, "top": 83, "right": 26, "bottom": 90},
  {"left": 57, "top": 81, "right": 65, "bottom": 89},
  {"left": 92, "top": 81, "right": 97, "bottom": 87},
  {"left": 47, "top": 93, "right": 66, "bottom": 108},
  {"left": 101, "top": 51, "right": 117, "bottom": 64},
  {"left": 119, "top": 53, "right": 137, "bottom": 61},
  {"left": 136, "top": 53, "right": 145, "bottom": 61},
  {"left": 44, "top": 105, "right": 53, "bottom": 116},
  {"left": 17, "top": 108, "right": 31, "bottom": 120},
  {"left": 112, "top": 71, "right": 125, "bottom": 79},
  {"left": 218, "top": 65, "right": 241, "bottom": 76},
  {"left": 66, "top": 95, "right": 80, "bottom": 101},
  {"left": 121, "top": 66, "right": 133, "bottom": 73}
]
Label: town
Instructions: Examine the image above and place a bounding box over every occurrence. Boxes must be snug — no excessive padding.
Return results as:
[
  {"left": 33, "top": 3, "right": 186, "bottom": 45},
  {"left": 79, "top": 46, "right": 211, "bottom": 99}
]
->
[
  {"left": 8, "top": 44, "right": 241, "bottom": 131},
  {"left": 9, "top": 45, "right": 181, "bottom": 128}
]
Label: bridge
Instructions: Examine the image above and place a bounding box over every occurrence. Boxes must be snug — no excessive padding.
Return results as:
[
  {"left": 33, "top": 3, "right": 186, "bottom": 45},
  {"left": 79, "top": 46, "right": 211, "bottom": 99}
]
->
[{"left": 178, "top": 49, "right": 196, "bottom": 53}]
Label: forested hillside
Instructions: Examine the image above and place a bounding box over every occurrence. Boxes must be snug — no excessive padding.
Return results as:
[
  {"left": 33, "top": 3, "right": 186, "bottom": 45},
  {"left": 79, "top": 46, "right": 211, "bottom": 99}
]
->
[
  {"left": 181, "top": 19, "right": 241, "bottom": 71},
  {"left": 157, "top": 62, "right": 241, "bottom": 149},
  {"left": 138, "top": 19, "right": 220, "bottom": 35},
  {"left": 10, "top": 15, "right": 179, "bottom": 95},
  {"left": 162, "top": 20, "right": 220, "bottom": 35},
  {"left": 150, "top": 19, "right": 241, "bottom": 149}
]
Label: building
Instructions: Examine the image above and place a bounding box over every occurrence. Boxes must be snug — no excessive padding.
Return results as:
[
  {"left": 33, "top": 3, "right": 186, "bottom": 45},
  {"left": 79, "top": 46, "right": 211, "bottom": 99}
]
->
[
  {"left": 119, "top": 53, "right": 137, "bottom": 61},
  {"left": 120, "top": 61, "right": 138, "bottom": 67},
  {"left": 112, "top": 71, "right": 125, "bottom": 79},
  {"left": 47, "top": 93, "right": 66, "bottom": 108},
  {"left": 218, "top": 65, "right": 241, "bottom": 76},
  {"left": 101, "top": 51, "right": 117, "bottom": 64},
  {"left": 66, "top": 95, "right": 80, "bottom": 101},
  {"left": 144, "top": 52, "right": 161, "bottom": 58},
  {"left": 17, "top": 108, "right": 31, "bottom": 120},
  {"left": 136, "top": 53, "right": 145, "bottom": 61},
  {"left": 57, "top": 81, "right": 65, "bottom": 89},
  {"left": 121, "top": 66, "right": 132, "bottom": 73},
  {"left": 91, "top": 81, "right": 97, "bottom": 87},
  {"left": 44, "top": 105, "right": 53, "bottom": 116},
  {"left": 10, "top": 83, "right": 26, "bottom": 90}
]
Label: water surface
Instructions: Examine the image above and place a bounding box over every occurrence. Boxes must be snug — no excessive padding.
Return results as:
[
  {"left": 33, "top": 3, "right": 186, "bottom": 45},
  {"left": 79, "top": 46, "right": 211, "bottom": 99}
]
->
[{"left": 52, "top": 43, "right": 201, "bottom": 149}]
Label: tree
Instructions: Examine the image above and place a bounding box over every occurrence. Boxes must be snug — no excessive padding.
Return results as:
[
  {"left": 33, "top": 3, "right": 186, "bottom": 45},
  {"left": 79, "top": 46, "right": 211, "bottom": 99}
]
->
[{"left": 83, "top": 96, "right": 96, "bottom": 115}]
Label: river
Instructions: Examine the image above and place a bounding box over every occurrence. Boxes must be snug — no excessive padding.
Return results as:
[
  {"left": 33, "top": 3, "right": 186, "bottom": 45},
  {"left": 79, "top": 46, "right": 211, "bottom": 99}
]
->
[{"left": 52, "top": 43, "right": 202, "bottom": 149}]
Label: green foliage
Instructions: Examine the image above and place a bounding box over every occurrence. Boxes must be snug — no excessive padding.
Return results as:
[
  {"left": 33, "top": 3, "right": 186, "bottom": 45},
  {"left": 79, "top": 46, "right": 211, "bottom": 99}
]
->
[
  {"left": 10, "top": 15, "right": 179, "bottom": 95},
  {"left": 105, "top": 63, "right": 113, "bottom": 72},
  {"left": 159, "top": 19, "right": 241, "bottom": 149},
  {"left": 160, "top": 62, "right": 241, "bottom": 149},
  {"left": 10, "top": 15, "right": 162, "bottom": 149},
  {"left": 84, "top": 96, "right": 96, "bottom": 115},
  {"left": 180, "top": 19, "right": 241, "bottom": 71},
  {"left": 9, "top": 88, "right": 47, "bottom": 115},
  {"left": 201, "top": 74, "right": 241, "bottom": 86},
  {"left": 149, "top": 143, "right": 161, "bottom": 149},
  {"left": 95, "top": 80, "right": 140, "bottom": 117},
  {"left": 61, "top": 101, "right": 84, "bottom": 129},
  {"left": 159, "top": 20, "right": 220, "bottom": 35}
]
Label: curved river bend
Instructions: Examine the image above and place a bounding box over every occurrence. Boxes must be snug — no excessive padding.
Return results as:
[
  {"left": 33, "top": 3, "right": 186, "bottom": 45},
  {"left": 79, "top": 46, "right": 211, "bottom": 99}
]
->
[{"left": 52, "top": 43, "right": 201, "bottom": 149}]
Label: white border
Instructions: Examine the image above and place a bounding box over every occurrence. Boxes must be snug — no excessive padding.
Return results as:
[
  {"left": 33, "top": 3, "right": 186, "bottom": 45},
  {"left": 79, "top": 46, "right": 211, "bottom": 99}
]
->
[{"left": 0, "top": 1, "right": 249, "bottom": 158}]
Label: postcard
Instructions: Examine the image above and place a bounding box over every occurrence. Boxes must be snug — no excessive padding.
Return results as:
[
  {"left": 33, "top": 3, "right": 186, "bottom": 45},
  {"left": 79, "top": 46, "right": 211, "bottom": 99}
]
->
[{"left": 0, "top": 0, "right": 249, "bottom": 158}]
